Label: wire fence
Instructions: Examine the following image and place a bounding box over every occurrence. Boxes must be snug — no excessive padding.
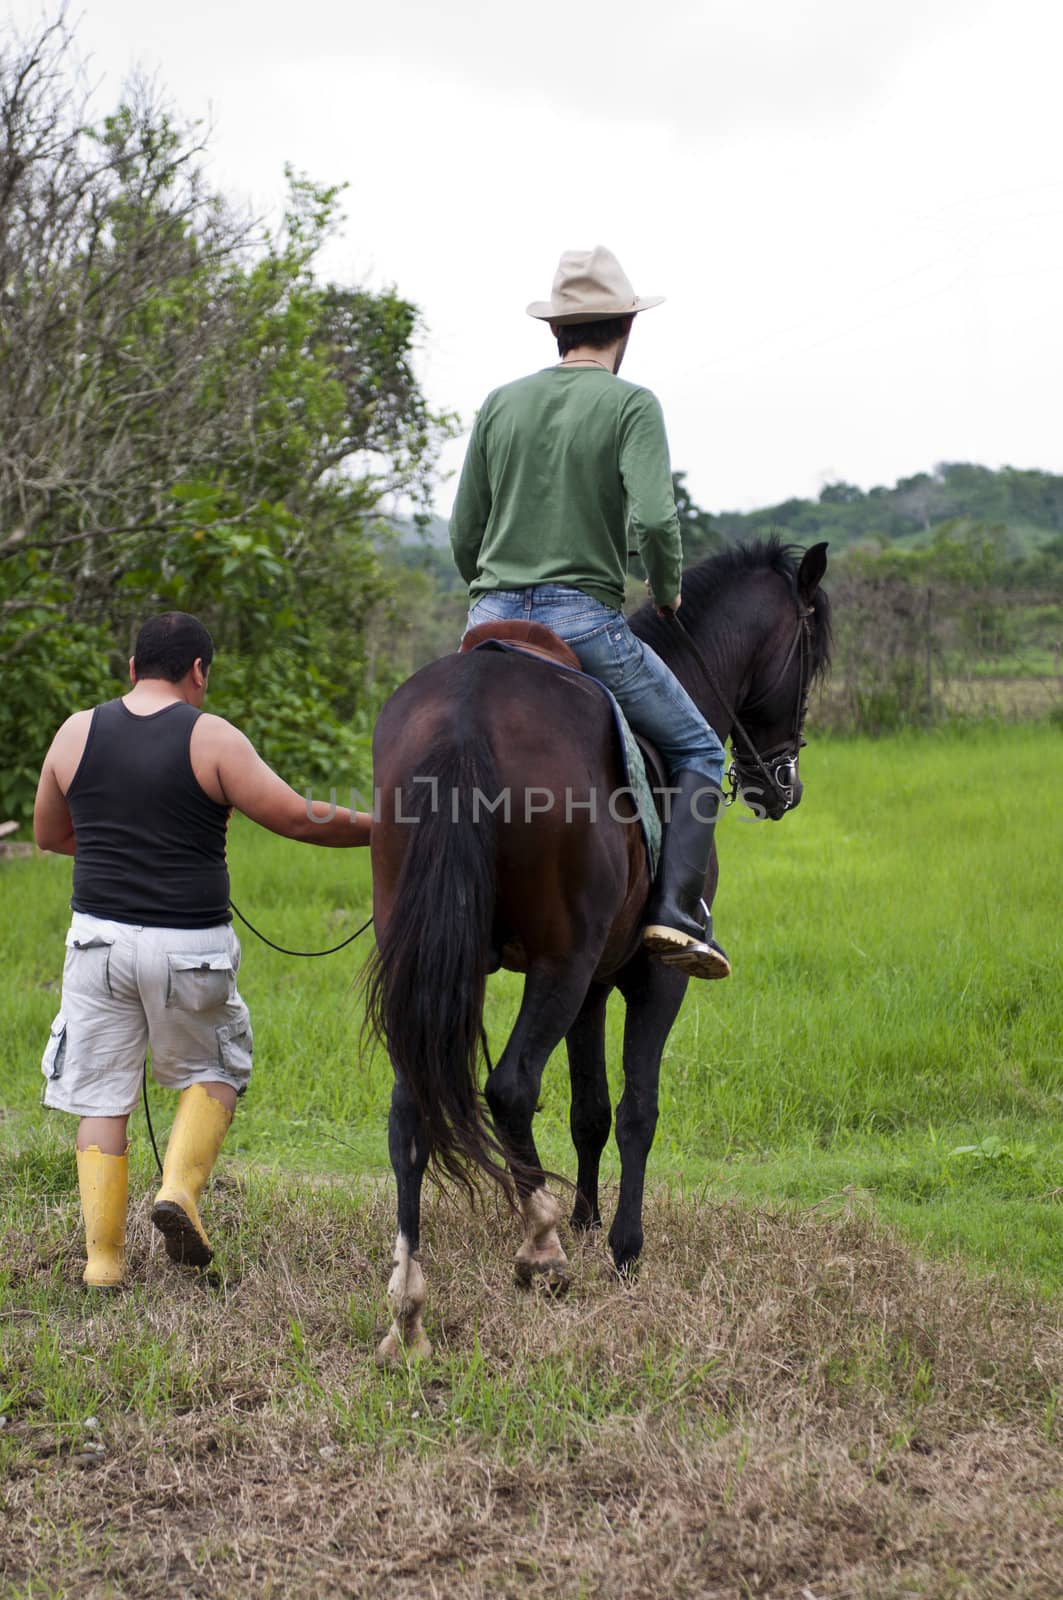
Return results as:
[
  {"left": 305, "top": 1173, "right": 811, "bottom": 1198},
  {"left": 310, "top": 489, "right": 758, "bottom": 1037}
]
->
[{"left": 810, "top": 576, "right": 1063, "bottom": 733}]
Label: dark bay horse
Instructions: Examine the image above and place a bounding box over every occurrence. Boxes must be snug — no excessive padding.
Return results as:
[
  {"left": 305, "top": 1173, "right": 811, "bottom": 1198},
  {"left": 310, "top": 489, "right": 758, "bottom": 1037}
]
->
[{"left": 365, "top": 538, "right": 831, "bottom": 1361}]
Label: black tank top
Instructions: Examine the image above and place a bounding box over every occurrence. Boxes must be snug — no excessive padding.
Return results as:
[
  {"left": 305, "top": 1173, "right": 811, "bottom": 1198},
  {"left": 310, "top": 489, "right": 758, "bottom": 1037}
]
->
[{"left": 67, "top": 699, "right": 231, "bottom": 927}]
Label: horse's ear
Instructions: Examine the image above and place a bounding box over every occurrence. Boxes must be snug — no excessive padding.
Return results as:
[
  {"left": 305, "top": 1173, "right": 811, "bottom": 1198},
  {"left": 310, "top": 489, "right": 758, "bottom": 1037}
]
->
[{"left": 798, "top": 541, "right": 828, "bottom": 602}]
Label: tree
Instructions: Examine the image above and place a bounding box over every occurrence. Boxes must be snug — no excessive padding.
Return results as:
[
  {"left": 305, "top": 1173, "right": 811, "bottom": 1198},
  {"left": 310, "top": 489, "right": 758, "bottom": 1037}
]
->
[
  {"left": 0, "top": 12, "right": 456, "bottom": 816},
  {"left": 672, "top": 472, "right": 722, "bottom": 561},
  {"left": 893, "top": 472, "right": 948, "bottom": 534},
  {"left": 818, "top": 481, "right": 863, "bottom": 506}
]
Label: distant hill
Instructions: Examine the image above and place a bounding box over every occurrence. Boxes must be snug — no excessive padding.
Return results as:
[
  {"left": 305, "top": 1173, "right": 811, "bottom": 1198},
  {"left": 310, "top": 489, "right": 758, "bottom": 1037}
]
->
[
  {"left": 382, "top": 463, "right": 1063, "bottom": 590},
  {"left": 685, "top": 462, "right": 1063, "bottom": 561},
  {"left": 385, "top": 512, "right": 451, "bottom": 549},
  {"left": 379, "top": 512, "right": 465, "bottom": 593}
]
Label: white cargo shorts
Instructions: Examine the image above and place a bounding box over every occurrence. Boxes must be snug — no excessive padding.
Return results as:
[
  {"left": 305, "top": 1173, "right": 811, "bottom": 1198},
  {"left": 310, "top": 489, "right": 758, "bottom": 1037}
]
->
[{"left": 41, "top": 911, "right": 253, "bottom": 1117}]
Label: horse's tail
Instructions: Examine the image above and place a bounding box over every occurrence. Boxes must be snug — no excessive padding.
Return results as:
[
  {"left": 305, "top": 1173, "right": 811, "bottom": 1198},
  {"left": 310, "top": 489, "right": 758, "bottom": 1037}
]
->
[{"left": 363, "top": 732, "right": 512, "bottom": 1199}]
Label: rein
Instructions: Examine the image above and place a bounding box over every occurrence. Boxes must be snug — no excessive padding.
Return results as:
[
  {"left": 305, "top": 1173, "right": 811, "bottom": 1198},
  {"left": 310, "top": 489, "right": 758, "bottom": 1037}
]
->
[{"left": 663, "top": 603, "right": 813, "bottom": 814}]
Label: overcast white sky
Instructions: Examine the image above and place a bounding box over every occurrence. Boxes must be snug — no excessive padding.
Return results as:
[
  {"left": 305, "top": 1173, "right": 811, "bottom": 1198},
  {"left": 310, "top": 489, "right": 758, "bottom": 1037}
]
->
[{"left": 12, "top": 0, "right": 1063, "bottom": 515}]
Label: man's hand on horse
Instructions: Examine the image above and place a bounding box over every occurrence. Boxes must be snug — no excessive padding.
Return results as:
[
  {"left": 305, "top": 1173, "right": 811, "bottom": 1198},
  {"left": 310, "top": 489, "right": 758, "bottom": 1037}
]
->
[{"left": 646, "top": 580, "right": 682, "bottom": 619}]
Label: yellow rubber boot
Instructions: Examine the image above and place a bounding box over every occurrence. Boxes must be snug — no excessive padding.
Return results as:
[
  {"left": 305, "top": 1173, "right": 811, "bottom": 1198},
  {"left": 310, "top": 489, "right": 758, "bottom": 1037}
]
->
[
  {"left": 151, "top": 1084, "right": 233, "bottom": 1268},
  {"left": 76, "top": 1146, "right": 128, "bottom": 1288}
]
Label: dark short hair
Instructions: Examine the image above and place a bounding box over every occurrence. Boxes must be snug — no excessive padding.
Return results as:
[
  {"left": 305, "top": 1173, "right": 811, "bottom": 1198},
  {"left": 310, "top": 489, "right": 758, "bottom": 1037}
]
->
[
  {"left": 554, "top": 313, "right": 634, "bottom": 357},
  {"left": 132, "top": 612, "right": 215, "bottom": 683}
]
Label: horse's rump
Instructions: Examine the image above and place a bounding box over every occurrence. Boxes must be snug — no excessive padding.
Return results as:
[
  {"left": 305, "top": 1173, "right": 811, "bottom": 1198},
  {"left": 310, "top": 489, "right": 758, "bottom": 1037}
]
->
[{"left": 371, "top": 650, "right": 648, "bottom": 970}]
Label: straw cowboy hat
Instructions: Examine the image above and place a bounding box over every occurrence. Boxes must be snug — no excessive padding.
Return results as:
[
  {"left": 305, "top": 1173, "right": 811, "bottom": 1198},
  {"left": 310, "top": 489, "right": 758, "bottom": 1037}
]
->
[{"left": 526, "top": 245, "right": 664, "bottom": 325}]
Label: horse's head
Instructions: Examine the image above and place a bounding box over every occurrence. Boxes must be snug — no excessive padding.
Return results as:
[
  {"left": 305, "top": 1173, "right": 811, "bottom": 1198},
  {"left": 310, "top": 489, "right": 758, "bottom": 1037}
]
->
[
  {"left": 727, "top": 541, "right": 831, "bottom": 821},
  {"left": 631, "top": 536, "right": 833, "bottom": 821}
]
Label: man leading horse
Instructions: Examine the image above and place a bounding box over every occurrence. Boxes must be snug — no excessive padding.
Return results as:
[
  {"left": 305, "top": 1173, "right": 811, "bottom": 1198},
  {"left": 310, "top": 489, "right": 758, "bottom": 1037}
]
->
[{"left": 450, "top": 245, "right": 729, "bottom": 982}]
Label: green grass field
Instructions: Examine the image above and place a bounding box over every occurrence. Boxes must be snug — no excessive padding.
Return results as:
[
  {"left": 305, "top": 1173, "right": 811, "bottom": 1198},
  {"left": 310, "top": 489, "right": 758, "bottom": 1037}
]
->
[
  {"left": 4, "top": 722, "right": 1061, "bottom": 1287},
  {"left": 3, "top": 722, "right": 1062, "bottom": 1598}
]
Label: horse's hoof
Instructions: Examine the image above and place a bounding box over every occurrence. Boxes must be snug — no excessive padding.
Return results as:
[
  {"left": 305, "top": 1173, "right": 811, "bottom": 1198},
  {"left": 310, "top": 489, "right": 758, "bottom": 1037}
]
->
[
  {"left": 570, "top": 1212, "right": 602, "bottom": 1234},
  {"left": 514, "top": 1256, "right": 571, "bottom": 1296},
  {"left": 375, "top": 1328, "right": 433, "bottom": 1367}
]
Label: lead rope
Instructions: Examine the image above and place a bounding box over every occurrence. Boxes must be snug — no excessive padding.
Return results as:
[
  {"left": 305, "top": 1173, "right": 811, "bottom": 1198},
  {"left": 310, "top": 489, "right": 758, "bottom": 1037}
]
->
[
  {"left": 140, "top": 901, "right": 377, "bottom": 1176},
  {"left": 229, "top": 898, "right": 374, "bottom": 956},
  {"left": 143, "top": 1067, "right": 164, "bottom": 1176}
]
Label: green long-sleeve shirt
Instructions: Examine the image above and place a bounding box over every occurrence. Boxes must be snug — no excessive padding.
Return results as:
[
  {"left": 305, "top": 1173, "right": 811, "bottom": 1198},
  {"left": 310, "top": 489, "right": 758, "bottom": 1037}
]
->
[{"left": 449, "top": 366, "right": 683, "bottom": 611}]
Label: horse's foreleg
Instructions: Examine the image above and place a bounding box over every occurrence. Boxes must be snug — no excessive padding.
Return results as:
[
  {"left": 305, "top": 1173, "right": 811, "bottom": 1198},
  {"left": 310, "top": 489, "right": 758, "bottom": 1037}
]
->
[
  {"left": 610, "top": 955, "right": 687, "bottom": 1274},
  {"left": 565, "top": 982, "right": 612, "bottom": 1230},
  {"left": 377, "top": 1075, "right": 432, "bottom": 1365}
]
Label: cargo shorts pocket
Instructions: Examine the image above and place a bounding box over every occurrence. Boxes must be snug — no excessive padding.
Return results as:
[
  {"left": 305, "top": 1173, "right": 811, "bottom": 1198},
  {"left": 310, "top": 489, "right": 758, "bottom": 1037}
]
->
[
  {"left": 63, "top": 932, "right": 115, "bottom": 997},
  {"left": 41, "top": 1013, "right": 67, "bottom": 1082},
  {"left": 216, "top": 1017, "right": 253, "bottom": 1092},
  {"left": 166, "top": 952, "right": 235, "bottom": 1012}
]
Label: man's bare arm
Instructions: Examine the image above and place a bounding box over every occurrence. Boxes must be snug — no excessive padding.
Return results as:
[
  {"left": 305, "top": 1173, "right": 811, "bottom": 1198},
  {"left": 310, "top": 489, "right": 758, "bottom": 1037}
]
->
[
  {"left": 33, "top": 761, "right": 76, "bottom": 854},
  {"left": 32, "top": 714, "right": 91, "bottom": 854},
  {"left": 196, "top": 717, "right": 370, "bottom": 846}
]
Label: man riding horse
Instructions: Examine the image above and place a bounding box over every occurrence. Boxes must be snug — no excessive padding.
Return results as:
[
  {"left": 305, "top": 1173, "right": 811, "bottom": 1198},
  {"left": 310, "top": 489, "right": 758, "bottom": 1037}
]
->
[{"left": 450, "top": 245, "right": 730, "bottom": 981}]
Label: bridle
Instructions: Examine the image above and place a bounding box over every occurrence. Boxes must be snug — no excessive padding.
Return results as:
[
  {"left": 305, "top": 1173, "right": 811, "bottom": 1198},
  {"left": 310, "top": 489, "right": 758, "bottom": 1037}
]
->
[{"left": 664, "top": 600, "right": 815, "bottom": 816}]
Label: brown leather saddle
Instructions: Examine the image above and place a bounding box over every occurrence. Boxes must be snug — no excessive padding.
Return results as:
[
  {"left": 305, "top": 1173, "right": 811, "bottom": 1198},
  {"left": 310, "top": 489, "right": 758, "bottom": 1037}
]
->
[
  {"left": 460, "top": 619, "right": 582, "bottom": 672},
  {"left": 459, "top": 619, "right": 668, "bottom": 799}
]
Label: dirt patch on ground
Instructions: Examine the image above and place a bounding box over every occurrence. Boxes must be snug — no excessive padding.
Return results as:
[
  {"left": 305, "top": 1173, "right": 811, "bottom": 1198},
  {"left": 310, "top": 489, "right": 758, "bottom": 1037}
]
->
[{"left": 1, "top": 1174, "right": 1060, "bottom": 1598}]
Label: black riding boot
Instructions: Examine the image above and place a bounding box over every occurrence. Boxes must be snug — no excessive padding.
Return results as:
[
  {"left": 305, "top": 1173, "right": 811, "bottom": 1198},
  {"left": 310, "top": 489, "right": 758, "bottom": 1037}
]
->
[{"left": 642, "top": 769, "right": 731, "bottom": 980}]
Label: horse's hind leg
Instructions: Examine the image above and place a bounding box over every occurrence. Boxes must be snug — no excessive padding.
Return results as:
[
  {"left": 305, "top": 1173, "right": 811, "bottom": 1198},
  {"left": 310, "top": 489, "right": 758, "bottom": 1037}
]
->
[
  {"left": 485, "top": 962, "right": 598, "bottom": 1292},
  {"left": 377, "top": 1074, "right": 432, "bottom": 1365},
  {"left": 565, "top": 982, "right": 612, "bottom": 1231}
]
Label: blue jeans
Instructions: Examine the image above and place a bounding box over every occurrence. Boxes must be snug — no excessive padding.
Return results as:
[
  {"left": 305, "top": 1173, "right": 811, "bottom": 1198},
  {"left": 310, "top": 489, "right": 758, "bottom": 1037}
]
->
[{"left": 465, "top": 585, "right": 725, "bottom": 789}]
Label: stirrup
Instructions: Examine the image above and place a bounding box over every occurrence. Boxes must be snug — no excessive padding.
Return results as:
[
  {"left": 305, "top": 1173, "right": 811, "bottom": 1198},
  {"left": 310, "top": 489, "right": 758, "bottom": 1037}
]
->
[{"left": 642, "top": 924, "right": 731, "bottom": 980}]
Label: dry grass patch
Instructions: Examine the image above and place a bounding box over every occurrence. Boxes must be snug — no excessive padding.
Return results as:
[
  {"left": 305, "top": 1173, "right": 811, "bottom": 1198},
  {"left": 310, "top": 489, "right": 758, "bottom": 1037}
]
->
[{"left": 1, "top": 1164, "right": 1061, "bottom": 1598}]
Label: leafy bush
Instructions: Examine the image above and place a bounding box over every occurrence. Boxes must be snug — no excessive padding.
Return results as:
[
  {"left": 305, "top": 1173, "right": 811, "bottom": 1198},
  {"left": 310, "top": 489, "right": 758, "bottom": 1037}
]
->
[
  {"left": 207, "top": 651, "right": 373, "bottom": 800},
  {"left": 0, "top": 619, "right": 121, "bottom": 819}
]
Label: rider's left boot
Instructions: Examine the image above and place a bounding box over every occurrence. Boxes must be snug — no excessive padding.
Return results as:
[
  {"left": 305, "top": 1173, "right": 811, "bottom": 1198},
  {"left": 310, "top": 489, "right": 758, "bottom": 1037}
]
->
[{"left": 642, "top": 769, "right": 731, "bottom": 981}]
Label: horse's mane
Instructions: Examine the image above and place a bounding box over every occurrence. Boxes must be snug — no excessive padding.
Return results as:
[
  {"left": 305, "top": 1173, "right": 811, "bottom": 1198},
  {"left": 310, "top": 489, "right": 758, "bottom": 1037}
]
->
[{"left": 632, "top": 536, "right": 833, "bottom": 682}]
